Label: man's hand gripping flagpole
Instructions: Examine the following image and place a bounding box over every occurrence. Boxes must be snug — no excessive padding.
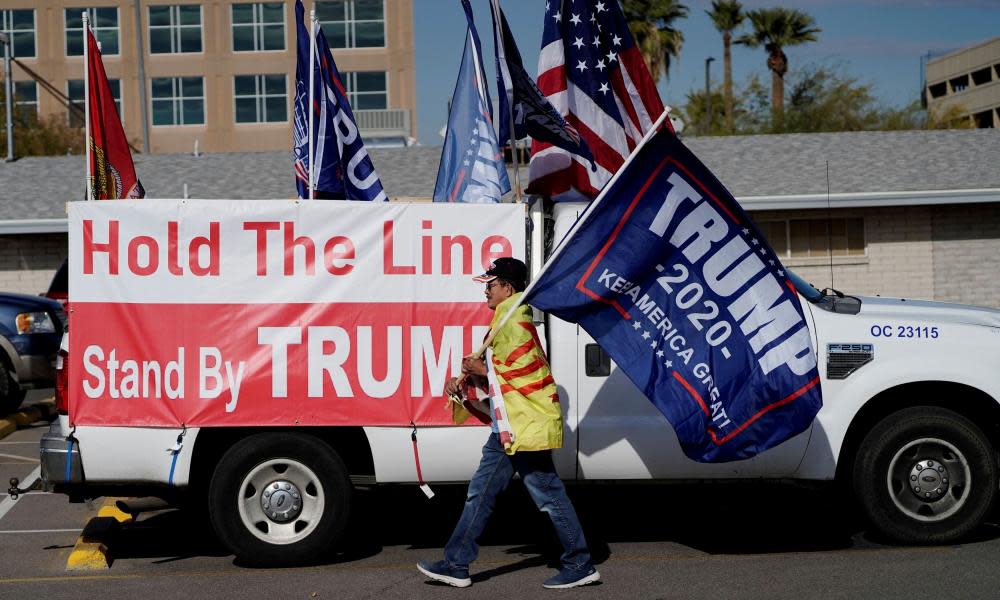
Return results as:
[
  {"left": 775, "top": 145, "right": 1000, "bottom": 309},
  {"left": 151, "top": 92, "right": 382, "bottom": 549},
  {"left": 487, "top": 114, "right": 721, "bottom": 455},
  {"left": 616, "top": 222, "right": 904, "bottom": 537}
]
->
[{"left": 445, "top": 109, "right": 672, "bottom": 451}]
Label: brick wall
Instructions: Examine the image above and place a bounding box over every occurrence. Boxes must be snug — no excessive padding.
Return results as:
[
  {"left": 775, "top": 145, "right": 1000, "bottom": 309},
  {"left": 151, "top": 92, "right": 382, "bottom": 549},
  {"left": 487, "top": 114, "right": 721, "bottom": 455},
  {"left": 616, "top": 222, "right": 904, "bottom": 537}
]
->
[
  {"left": 748, "top": 206, "right": 936, "bottom": 301},
  {"left": 0, "top": 234, "right": 67, "bottom": 295},
  {"left": 932, "top": 203, "right": 1000, "bottom": 308}
]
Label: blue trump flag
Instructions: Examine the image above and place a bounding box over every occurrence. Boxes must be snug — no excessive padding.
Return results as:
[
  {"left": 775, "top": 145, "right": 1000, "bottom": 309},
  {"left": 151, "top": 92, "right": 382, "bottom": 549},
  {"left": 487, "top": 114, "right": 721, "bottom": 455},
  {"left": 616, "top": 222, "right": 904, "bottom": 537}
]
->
[
  {"left": 524, "top": 118, "right": 823, "bottom": 463},
  {"left": 293, "top": 0, "right": 386, "bottom": 201},
  {"left": 432, "top": 0, "right": 510, "bottom": 203}
]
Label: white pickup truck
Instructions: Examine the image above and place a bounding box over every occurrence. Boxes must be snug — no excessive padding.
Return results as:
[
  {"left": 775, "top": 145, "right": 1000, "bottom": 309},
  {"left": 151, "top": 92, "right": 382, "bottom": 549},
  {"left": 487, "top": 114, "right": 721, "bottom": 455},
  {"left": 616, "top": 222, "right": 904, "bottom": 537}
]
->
[{"left": 35, "top": 200, "right": 1000, "bottom": 566}]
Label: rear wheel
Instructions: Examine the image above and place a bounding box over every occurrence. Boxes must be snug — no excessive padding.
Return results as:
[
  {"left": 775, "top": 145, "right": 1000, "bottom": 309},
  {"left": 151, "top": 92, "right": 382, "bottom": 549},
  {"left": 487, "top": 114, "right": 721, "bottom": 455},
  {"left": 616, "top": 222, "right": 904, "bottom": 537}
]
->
[
  {"left": 208, "top": 433, "right": 351, "bottom": 566},
  {"left": 853, "top": 406, "right": 998, "bottom": 544}
]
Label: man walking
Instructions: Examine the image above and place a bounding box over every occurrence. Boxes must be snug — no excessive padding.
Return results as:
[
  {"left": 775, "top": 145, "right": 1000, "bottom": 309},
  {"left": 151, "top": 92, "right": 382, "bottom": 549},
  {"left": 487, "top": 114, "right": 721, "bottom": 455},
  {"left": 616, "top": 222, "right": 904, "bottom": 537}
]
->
[{"left": 417, "top": 257, "right": 600, "bottom": 589}]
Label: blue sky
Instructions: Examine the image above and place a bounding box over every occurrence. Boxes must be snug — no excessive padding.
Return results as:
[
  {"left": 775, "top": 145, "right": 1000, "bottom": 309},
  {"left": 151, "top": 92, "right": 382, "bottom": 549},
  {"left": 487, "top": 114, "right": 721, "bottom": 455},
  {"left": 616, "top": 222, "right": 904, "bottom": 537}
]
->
[{"left": 411, "top": 0, "right": 1000, "bottom": 144}]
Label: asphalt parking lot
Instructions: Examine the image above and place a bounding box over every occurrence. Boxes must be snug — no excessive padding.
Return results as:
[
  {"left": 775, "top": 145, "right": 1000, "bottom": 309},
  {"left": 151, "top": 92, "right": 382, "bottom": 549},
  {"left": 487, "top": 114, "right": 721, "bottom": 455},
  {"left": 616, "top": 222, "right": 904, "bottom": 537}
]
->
[{"left": 3, "top": 395, "right": 1000, "bottom": 599}]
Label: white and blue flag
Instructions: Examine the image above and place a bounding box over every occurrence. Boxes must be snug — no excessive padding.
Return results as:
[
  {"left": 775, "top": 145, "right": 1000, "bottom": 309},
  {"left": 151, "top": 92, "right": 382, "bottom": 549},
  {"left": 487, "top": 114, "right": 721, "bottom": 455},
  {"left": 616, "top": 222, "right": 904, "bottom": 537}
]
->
[
  {"left": 432, "top": 0, "right": 510, "bottom": 203},
  {"left": 293, "top": 0, "right": 386, "bottom": 201}
]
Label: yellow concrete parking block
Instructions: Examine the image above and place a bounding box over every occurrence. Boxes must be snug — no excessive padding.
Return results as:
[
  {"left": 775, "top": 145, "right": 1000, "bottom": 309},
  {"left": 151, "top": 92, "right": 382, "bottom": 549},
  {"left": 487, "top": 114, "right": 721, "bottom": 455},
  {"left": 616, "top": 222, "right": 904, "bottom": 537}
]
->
[
  {"left": 0, "top": 400, "right": 56, "bottom": 441},
  {"left": 66, "top": 499, "right": 126, "bottom": 571},
  {"left": 98, "top": 503, "right": 134, "bottom": 524}
]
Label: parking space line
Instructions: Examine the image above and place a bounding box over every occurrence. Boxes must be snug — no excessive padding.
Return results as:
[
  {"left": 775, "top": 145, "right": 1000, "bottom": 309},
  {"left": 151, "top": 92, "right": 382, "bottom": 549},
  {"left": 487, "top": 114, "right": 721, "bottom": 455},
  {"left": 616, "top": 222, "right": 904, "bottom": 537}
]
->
[
  {"left": 0, "top": 528, "right": 82, "bottom": 534},
  {"left": 0, "top": 453, "right": 39, "bottom": 462},
  {"left": 0, "top": 466, "right": 40, "bottom": 523}
]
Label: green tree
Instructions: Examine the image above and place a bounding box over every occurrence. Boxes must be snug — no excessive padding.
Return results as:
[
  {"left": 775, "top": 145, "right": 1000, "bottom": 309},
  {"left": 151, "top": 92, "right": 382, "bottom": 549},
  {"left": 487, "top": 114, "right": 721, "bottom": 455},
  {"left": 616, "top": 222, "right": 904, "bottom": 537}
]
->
[
  {"left": 706, "top": 0, "right": 744, "bottom": 133},
  {"left": 736, "top": 7, "right": 819, "bottom": 130},
  {"left": 0, "top": 84, "right": 85, "bottom": 157},
  {"left": 622, "top": 0, "right": 689, "bottom": 83}
]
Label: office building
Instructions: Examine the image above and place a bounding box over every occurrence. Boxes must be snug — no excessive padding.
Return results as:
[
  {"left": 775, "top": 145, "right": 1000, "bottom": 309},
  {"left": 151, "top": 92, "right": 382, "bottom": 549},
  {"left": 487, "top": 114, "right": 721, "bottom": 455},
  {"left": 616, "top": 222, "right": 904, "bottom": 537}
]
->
[{"left": 0, "top": 0, "right": 417, "bottom": 153}]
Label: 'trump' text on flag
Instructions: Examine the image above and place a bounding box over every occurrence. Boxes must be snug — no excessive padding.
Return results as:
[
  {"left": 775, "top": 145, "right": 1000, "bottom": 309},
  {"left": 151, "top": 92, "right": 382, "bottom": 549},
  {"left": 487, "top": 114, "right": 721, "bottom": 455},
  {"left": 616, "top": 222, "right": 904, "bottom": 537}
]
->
[
  {"left": 292, "top": 0, "right": 386, "bottom": 201},
  {"left": 523, "top": 116, "right": 822, "bottom": 463}
]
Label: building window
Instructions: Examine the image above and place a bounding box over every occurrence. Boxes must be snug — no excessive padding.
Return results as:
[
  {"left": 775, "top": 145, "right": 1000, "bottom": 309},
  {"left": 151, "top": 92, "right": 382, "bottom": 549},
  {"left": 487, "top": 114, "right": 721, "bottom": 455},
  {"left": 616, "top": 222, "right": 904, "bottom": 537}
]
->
[
  {"left": 233, "top": 74, "right": 287, "bottom": 123},
  {"left": 316, "top": 0, "right": 385, "bottom": 49},
  {"left": 149, "top": 5, "right": 202, "bottom": 54},
  {"left": 65, "top": 7, "right": 119, "bottom": 56},
  {"left": 231, "top": 3, "right": 285, "bottom": 52},
  {"left": 13, "top": 80, "right": 37, "bottom": 123},
  {"left": 68, "top": 79, "right": 122, "bottom": 127},
  {"left": 151, "top": 77, "right": 204, "bottom": 126},
  {"left": 1, "top": 9, "right": 35, "bottom": 58},
  {"left": 343, "top": 71, "right": 387, "bottom": 110},
  {"left": 757, "top": 218, "right": 866, "bottom": 259}
]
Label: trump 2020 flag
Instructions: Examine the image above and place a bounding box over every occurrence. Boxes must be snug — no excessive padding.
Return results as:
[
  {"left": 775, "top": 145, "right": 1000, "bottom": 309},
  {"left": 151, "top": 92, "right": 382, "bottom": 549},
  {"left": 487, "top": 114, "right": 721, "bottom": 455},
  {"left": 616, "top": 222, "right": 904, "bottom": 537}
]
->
[
  {"left": 292, "top": 0, "right": 386, "bottom": 201},
  {"left": 86, "top": 28, "right": 143, "bottom": 200},
  {"left": 489, "top": 0, "right": 593, "bottom": 165},
  {"left": 524, "top": 117, "right": 822, "bottom": 463},
  {"left": 433, "top": 0, "right": 509, "bottom": 203}
]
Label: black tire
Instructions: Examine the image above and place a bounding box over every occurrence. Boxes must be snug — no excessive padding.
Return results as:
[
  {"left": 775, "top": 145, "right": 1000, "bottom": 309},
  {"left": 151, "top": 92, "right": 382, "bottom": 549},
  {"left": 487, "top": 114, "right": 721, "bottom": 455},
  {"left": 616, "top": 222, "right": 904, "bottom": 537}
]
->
[
  {"left": 0, "top": 362, "right": 26, "bottom": 415},
  {"left": 208, "top": 433, "right": 352, "bottom": 566},
  {"left": 853, "top": 406, "right": 998, "bottom": 544}
]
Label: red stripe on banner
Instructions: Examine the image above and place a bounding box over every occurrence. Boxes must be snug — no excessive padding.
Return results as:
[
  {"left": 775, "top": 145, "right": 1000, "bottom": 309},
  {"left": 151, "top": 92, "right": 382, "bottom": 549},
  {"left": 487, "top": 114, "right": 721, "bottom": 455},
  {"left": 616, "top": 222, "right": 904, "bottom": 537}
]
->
[
  {"left": 537, "top": 67, "right": 568, "bottom": 96},
  {"left": 672, "top": 371, "right": 711, "bottom": 416},
  {"left": 573, "top": 156, "right": 672, "bottom": 318},
  {"left": 68, "top": 301, "right": 494, "bottom": 427},
  {"left": 708, "top": 377, "right": 821, "bottom": 446}
]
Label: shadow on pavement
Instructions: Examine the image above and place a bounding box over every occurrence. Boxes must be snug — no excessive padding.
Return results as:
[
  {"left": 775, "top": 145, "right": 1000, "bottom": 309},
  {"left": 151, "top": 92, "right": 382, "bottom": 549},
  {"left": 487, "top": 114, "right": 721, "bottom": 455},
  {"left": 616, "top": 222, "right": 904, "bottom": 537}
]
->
[{"left": 104, "top": 480, "right": 1000, "bottom": 568}]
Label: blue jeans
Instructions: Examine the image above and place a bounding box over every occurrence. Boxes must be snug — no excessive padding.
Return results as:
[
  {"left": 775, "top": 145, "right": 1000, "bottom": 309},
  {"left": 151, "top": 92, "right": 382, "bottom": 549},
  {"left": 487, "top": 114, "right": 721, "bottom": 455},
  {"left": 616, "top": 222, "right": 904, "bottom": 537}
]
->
[{"left": 444, "top": 433, "right": 593, "bottom": 573}]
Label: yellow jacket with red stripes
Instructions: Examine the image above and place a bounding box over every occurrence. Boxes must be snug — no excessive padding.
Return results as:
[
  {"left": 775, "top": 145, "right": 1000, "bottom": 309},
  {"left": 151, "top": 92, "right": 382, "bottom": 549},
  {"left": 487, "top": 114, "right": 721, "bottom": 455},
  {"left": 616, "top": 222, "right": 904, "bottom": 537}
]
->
[{"left": 487, "top": 293, "right": 563, "bottom": 453}]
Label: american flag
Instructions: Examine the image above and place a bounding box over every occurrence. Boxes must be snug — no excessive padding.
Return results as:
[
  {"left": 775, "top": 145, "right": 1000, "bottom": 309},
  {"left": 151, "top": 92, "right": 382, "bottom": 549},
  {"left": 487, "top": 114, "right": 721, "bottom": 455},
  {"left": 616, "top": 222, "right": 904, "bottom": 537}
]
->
[{"left": 528, "top": 0, "right": 667, "bottom": 200}]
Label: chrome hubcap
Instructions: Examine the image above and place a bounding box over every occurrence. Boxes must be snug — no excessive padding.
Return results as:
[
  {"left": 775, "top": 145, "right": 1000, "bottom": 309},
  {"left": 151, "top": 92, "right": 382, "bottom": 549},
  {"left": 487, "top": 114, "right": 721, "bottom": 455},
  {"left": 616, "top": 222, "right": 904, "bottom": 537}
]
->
[
  {"left": 887, "top": 438, "right": 970, "bottom": 522},
  {"left": 237, "top": 459, "right": 325, "bottom": 545}
]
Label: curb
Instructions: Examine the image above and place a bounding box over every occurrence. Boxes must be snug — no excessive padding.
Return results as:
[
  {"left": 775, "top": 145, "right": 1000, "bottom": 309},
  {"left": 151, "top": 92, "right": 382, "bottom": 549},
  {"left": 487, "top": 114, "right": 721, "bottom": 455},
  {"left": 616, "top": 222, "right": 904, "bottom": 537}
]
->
[
  {"left": 0, "top": 400, "right": 57, "bottom": 441},
  {"left": 66, "top": 498, "right": 131, "bottom": 571}
]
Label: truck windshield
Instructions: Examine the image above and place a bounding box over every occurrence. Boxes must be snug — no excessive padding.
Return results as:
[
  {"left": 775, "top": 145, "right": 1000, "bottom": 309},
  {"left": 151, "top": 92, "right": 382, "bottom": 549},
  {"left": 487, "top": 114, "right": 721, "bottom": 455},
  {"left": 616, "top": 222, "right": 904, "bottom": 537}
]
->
[{"left": 787, "top": 270, "right": 823, "bottom": 302}]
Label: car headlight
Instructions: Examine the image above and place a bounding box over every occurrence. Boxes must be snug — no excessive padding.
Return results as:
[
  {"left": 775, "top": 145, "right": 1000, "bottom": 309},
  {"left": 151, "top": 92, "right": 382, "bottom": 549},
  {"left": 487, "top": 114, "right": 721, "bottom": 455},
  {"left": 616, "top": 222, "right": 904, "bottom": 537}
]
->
[{"left": 16, "top": 312, "right": 56, "bottom": 334}]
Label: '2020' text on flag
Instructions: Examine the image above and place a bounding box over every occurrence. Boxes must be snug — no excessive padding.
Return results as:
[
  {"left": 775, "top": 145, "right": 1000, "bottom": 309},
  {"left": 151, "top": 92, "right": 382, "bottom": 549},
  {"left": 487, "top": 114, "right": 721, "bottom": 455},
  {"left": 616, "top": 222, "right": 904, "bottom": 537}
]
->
[
  {"left": 292, "top": 0, "right": 386, "bottom": 201},
  {"left": 524, "top": 119, "right": 822, "bottom": 463},
  {"left": 86, "top": 28, "right": 143, "bottom": 200},
  {"left": 528, "top": 0, "right": 668, "bottom": 201},
  {"left": 433, "top": 0, "right": 510, "bottom": 203}
]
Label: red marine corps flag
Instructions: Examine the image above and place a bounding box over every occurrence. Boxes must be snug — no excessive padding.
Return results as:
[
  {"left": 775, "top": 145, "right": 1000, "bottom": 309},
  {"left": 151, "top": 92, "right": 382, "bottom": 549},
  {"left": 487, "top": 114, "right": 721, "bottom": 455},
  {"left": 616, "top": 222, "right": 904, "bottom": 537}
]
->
[{"left": 85, "top": 24, "right": 143, "bottom": 200}]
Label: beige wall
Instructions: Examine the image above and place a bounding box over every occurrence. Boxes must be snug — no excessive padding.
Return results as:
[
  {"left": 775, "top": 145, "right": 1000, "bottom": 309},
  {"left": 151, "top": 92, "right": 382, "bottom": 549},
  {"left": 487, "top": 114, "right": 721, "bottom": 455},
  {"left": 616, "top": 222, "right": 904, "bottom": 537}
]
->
[
  {"left": 0, "top": 234, "right": 67, "bottom": 294},
  {"left": 0, "top": 0, "right": 417, "bottom": 153}
]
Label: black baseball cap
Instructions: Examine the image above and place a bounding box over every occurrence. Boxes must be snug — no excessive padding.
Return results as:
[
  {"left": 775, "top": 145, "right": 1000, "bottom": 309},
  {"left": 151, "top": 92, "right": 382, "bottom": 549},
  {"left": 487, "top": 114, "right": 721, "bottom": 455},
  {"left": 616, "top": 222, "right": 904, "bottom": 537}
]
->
[{"left": 473, "top": 257, "right": 528, "bottom": 288}]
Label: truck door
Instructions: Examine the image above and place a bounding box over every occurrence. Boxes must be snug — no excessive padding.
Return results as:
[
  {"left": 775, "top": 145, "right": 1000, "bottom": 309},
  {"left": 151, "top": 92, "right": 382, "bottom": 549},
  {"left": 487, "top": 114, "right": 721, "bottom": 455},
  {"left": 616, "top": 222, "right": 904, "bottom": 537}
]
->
[{"left": 571, "top": 325, "right": 760, "bottom": 479}]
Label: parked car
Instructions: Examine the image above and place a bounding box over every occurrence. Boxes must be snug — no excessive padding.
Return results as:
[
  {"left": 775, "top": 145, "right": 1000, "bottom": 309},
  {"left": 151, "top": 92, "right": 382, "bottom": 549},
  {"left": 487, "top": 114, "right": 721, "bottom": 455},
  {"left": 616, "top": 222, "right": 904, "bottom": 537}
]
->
[
  {"left": 0, "top": 292, "right": 66, "bottom": 414},
  {"left": 42, "top": 259, "right": 68, "bottom": 308}
]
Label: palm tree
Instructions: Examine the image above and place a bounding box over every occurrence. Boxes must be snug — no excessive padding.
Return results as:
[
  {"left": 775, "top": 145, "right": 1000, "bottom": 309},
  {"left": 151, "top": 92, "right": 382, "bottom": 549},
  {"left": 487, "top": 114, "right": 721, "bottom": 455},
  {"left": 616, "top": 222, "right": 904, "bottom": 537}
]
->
[
  {"left": 736, "top": 7, "right": 819, "bottom": 129},
  {"left": 622, "top": 0, "right": 689, "bottom": 83},
  {"left": 706, "top": 0, "right": 743, "bottom": 133}
]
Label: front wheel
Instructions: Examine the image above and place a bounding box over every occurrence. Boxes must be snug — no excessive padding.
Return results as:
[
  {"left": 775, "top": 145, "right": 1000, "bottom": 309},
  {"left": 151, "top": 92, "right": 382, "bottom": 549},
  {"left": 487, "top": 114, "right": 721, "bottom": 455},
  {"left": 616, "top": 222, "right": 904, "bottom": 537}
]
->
[
  {"left": 0, "top": 362, "right": 25, "bottom": 415},
  {"left": 853, "top": 406, "right": 997, "bottom": 544},
  {"left": 208, "top": 433, "right": 351, "bottom": 566}
]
